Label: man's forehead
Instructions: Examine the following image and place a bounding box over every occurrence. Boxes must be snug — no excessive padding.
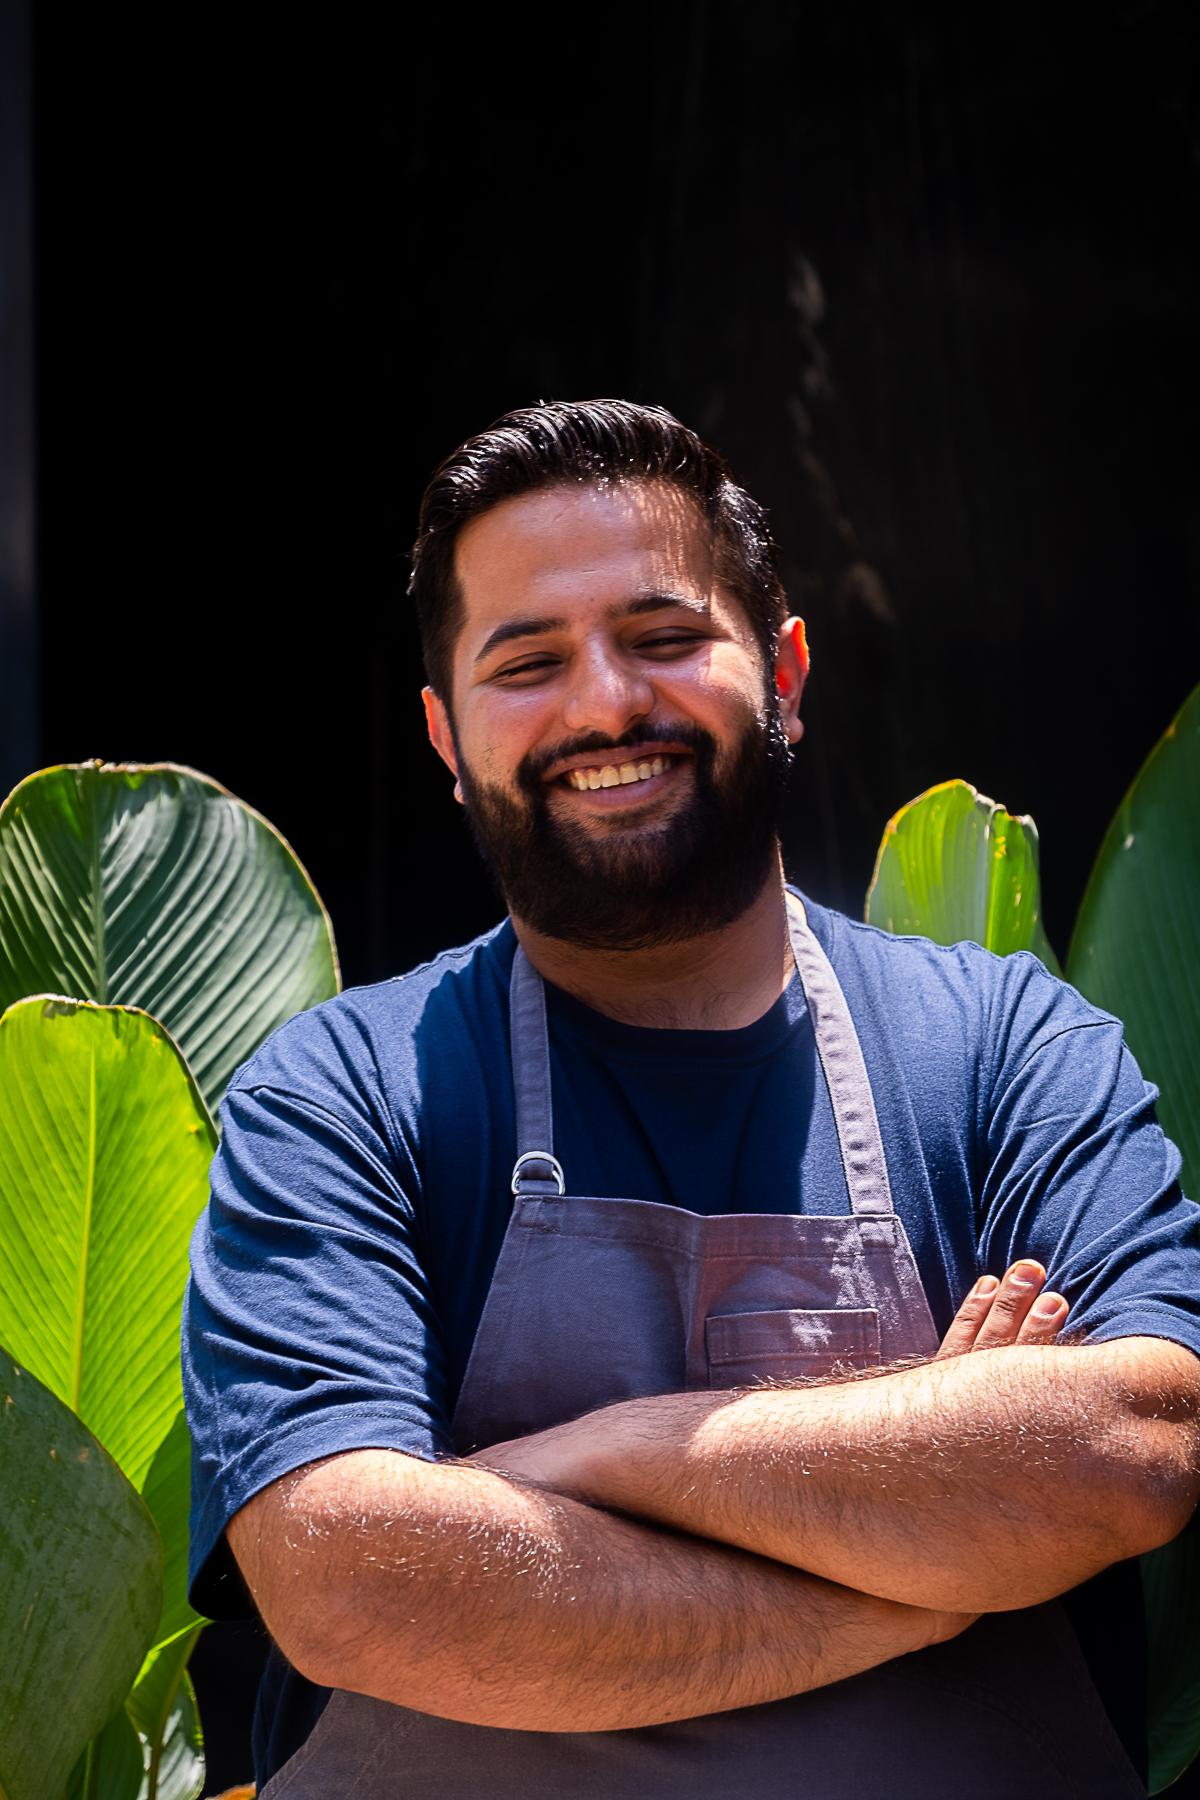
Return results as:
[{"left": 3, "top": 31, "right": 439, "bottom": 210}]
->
[{"left": 454, "top": 481, "right": 715, "bottom": 615}]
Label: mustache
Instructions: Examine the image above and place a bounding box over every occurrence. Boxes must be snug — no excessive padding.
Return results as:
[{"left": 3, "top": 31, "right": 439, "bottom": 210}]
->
[{"left": 518, "top": 721, "right": 717, "bottom": 790}]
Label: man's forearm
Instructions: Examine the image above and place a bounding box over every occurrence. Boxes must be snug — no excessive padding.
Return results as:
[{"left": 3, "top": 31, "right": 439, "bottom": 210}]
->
[
  {"left": 475, "top": 1339, "right": 1200, "bottom": 1613},
  {"left": 229, "top": 1448, "right": 963, "bottom": 1732}
]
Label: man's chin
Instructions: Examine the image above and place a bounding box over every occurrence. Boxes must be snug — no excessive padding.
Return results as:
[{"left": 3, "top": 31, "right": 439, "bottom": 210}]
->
[
  {"left": 532, "top": 850, "right": 692, "bottom": 912},
  {"left": 497, "top": 827, "right": 776, "bottom": 952},
  {"left": 546, "top": 811, "right": 686, "bottom": 866},
  {"left": 457, "top": 708, "right": 790, "bottom": 949}
]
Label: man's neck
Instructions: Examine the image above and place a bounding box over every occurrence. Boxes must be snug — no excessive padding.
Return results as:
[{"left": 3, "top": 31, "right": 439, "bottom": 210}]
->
[{"left": 511, "top": 862, "right": 796, "bottom": 1031}]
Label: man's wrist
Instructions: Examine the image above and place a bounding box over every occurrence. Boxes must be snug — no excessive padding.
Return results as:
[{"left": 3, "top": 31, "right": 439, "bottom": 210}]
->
[
  {"left": 556, "top": 1388, "right": 763, "bottom": 1520},
  {"left": 469, "top": 1390, "right": 723, "bottom": 1507}
]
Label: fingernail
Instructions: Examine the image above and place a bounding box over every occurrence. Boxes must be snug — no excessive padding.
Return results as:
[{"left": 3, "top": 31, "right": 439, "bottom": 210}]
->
[
  {"left": 1010, "top": 1262, "right": 1042, "bottom": 1288},
  {"left": 1034, "top": 1294, "right": 1064, "bottom": 1318},
  {"left": 972, "top": 1275, "right": 999, "bottom": 1298}
]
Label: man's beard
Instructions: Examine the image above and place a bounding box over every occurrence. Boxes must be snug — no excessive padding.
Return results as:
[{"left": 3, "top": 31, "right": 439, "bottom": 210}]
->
[{"left": 452, "top": 698, "right": 793, "bottom": 953}]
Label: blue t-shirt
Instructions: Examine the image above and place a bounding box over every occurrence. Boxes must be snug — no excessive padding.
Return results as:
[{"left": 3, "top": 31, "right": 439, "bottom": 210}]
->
[{"left": 184, "top": 894, "right": 1200, "bottom": 1784}]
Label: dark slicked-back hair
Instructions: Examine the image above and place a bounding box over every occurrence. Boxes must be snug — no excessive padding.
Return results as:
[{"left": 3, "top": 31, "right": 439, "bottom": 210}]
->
[{"left": 409, "top": 399, "right": 789, "bottom": 701}]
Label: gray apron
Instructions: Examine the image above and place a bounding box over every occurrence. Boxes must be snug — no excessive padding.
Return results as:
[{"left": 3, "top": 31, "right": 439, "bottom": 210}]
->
[{"left": 263, "top": 897, "right": 1145, "bottom": 1798}]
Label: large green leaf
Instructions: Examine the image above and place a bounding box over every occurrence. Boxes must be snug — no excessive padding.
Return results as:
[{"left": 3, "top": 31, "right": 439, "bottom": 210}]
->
[
  {"left": 138, "top": 1411, "right": 202, "bottom": 1655},
  {"left": 49, "top": 1384, "right": 200, "bottom": 1799},
  {"left": 0, "top": 1344, "right": 161, "bottom": 1800},
  {"left": 1065, "top": 687, "right": 1200, "bottom": 1793},
  {"left": 138, "top": 1671, "right": 204, "bottom": 1800},
  {"left": 66, "top": 1707, "right": 144, "bottom": 1800},
  {"left": 1142, "top": 1534, "right": 1200, "bottom": 1794},
  {"left": 865, "top": 778, "right": 1061, "bottom": 971},
  {"left": 71, "top": 1624, "right": 206, "bottom": 1800},
  {"left": 0, "top": 762, "right": 340, "bottom": 1117},
  {"left": 1067, "top": 684, "right": 1199, "bottom": 1199},
  {"left": 0, "top": 998, "right": 215, "bottom": 1498},
  {"left": 127, "top": 1627, "right": 205, "bottom": 1800},
  {"left": 68, "top": 1669, "right": 203, "bottom": 1800}
]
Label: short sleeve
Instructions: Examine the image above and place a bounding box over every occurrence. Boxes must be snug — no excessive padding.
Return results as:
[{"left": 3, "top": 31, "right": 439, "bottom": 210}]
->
[
  {"left": 184, "top": 1062, "right": 452, "bottom": 1619},
  {"left": 978, "top": 956, "right": 1200, "bottom": 1361}
]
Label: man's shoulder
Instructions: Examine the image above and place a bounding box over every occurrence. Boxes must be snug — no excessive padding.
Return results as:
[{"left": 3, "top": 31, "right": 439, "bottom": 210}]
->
[
  {"left": 797, "top": 888, "right": 1122, "bottom": 1060},
  {"left": 798, "top": 888, "right": 1023, "bottom": 987},
  {"left": 223, "top": 915, "right": 516, "bottom": 1110}
]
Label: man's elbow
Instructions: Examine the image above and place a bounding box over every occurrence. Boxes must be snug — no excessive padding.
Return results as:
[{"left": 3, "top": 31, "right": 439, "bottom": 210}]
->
[
  {"left": 266, "top": 1605, "right": 339, "bottom": 1690},
  {"left": 229, "top": 1518, "right": 551, "bottom": 1727},
  {"left": 224, "top": 1473, "right": 397, "bottom": 1694},
  {"left": 247, "top": 1560, "right": 426, "bottom": 1705},
  {"left": 288, "top": 1598, "right": 591, "bottom": 1732},
  {"left": 1117, "top": 1442, "right": 1200, "bottom": 1556},
  {"left": 226, "top": 1506, "right": 342, "bottom": 1689},
  {"left": 1108, "top": 1347, "right": 1200, "bottom": 1557},
  {"left": 291, "top": 1610, "right": 381, "bottom": 1697}
]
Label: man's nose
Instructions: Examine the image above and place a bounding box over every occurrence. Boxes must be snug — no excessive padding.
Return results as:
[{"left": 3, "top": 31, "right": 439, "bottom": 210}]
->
[{"left": 560, "top": 644, "right": 655, "bottom": 739}]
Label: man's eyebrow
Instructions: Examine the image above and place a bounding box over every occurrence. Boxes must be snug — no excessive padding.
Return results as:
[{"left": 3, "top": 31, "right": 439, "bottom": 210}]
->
[{"left": 473, "top": 593, "right": 709, "bottom": 664}]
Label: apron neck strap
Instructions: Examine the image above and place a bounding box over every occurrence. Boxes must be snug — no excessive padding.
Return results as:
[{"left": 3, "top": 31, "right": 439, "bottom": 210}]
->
[
  {"left": 785, "top": 893, "right": 895, "bottom": 1216},
  {"left": 509, "top": 943, "right": 564, "bottom": 1194}
]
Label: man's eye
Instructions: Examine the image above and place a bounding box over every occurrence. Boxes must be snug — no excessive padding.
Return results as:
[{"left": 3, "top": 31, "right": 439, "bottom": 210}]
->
[
  {"left": 638, "top": 633, "right": 703, "bottom": 655},
  {"left": 493, "top": 657, "right": 558, "bottom": 683}
]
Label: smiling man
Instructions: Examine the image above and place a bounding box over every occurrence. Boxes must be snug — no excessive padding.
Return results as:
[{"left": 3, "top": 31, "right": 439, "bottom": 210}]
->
[
  {"left": 426, "top": 476, "right": 800, "bottom": 993},
  {"left": 184, "top": 400, "right": 1200, "bottom": 1797}
]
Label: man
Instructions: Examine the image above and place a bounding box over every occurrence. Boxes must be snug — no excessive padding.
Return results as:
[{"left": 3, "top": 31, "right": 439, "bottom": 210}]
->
[{"left": 184, "top": 399, "right": 1200, "bottom": 1797}]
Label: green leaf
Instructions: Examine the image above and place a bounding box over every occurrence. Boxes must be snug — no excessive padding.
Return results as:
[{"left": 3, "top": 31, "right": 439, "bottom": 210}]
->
[
  {"left": 0, "top": 1344, "right": 161, "bottom": 1800},
  {"left": 140, "top": 1672, "right": 203, "bottom": 1800},
  {"left": 72, "top": 1627, "right": 205, "bottom": 1800},
  {"left": 1067, "top": 684, "right": 1200, "bottom": 1200},
  {"left": 65, "top": 1707, "right": 144, "bottom": 1800},
  {"left": 138, "top": 1412, "right": 203, "bottom": 1656},
  {"left": 1065, "top": 687, "right": 1200, "bottom": 1791},
  {"left": 127, "top": 1626, "right": 202, "bottom": 1746},
  {"left": 865, "top": 779, "right": 1061, "bottom": 971},
  {"left": 1143, "top": 1534, "right": 1200, "bottom": 1794},
  {"left": 0, "top": 998, "right": 215, "bottom": 1497},
  {"left": 128, "top": 1629, "right": 205, "bottom": 1800},
  {"left": 0, "top": 762, "right": 340, "bottom": 1117}
]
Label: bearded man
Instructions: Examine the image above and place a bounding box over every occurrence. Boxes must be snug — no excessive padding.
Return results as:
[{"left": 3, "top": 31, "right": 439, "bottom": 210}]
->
[{"left": 184, "top": 399, "right": 1200, "bottom": 1798}]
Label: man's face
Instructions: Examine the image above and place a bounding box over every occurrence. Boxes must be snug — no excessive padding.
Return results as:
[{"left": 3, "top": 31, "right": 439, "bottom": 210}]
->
[{"left": 424, "top": 481, "right": 807, "bottom": 951}]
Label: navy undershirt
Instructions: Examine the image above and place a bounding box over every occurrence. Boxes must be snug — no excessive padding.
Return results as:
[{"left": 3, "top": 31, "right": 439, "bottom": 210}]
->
[{"left": 184, "top": 894, "right": 1200, "bottom": 1784}]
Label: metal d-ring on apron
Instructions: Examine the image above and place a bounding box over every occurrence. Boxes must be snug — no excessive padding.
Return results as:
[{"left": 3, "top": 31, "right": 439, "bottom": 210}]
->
[{"left": 262, "top": 894, "right": 1146, "bottom": 1799}]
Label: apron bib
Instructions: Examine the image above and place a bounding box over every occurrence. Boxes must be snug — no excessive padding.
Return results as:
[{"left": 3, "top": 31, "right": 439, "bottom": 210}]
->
[{"left": 264, "top": 897, "right": 1144, "bottom": 1798}]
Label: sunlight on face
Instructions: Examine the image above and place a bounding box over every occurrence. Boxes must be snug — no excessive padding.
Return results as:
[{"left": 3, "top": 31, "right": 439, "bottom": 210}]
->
[{"left": 438, "top": 481, "right": 791, "bottom": 950}]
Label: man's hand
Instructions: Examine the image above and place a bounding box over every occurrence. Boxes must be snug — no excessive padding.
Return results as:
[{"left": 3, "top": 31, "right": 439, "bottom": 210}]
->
[{"left": 936, "top": 1259, "right": 1068, "bottom": 1357}]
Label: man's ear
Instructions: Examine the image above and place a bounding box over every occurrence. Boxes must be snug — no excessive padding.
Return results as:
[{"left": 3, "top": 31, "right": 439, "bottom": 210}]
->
[
  {"left": 422, "top": 687, "right": 464, "bottom": 803},
  {"left": 774, "top": 618, "right": 809, "bottom": 745}
]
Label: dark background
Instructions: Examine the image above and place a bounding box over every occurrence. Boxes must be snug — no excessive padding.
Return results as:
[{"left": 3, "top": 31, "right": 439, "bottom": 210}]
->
[
  {"left": 5, "top": 2, "right": 1199, "bottom": 1790},
  {"left": 13, "top": 1, "right": 1200, "bottom": 979}
]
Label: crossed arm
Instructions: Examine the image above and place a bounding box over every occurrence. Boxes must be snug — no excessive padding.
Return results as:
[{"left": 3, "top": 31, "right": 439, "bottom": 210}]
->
[
  {"left": 229, "top": 1265, "right": 1200, "bottom": 1732},
  {"left": 471, "top": 1330, "right": 1200, "bottom": 1613}
]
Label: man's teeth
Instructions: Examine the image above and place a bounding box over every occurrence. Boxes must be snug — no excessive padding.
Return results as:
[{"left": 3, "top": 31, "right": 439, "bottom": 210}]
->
[{"left": 564, "top": 756, "right": 670, "bottom": 792}]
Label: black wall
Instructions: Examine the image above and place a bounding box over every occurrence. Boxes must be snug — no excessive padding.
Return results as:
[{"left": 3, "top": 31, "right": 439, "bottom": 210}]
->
[{"left": 27, "top": 2, "right": 1200, "bottom": 991}]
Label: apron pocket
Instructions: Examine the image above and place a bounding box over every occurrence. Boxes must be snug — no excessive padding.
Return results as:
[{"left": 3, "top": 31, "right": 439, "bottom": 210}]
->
[{"left": 705, "top": 1307, "right": 881, "bottom": 1388}]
